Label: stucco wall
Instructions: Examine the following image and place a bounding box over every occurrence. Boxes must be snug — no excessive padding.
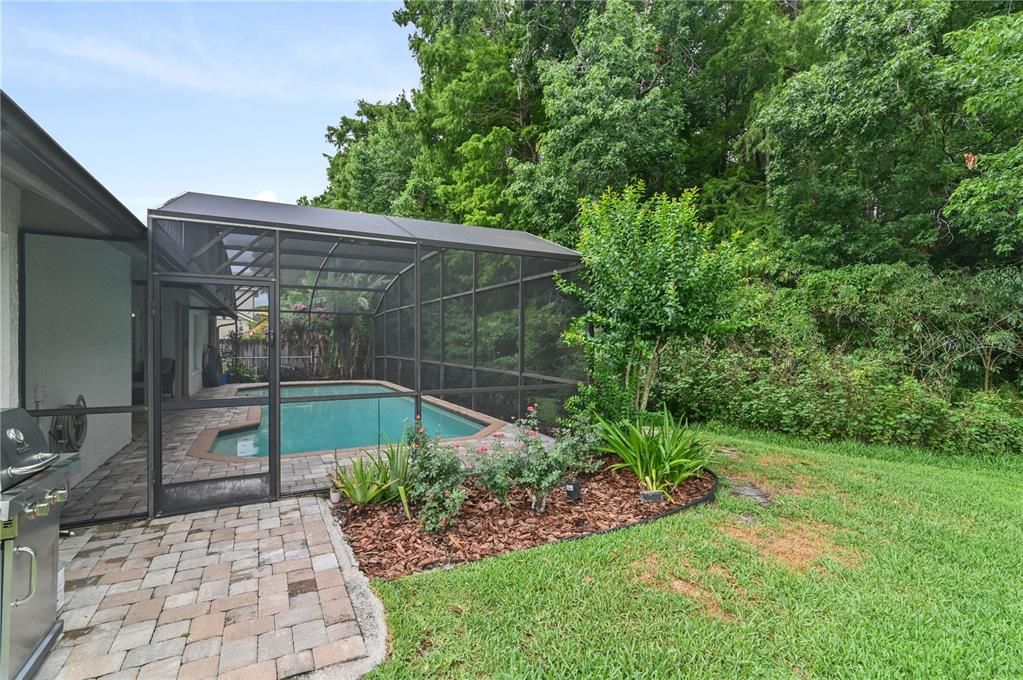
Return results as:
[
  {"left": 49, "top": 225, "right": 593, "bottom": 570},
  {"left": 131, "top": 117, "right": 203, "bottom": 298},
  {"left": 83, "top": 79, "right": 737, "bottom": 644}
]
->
[
  {"left": 24, "top": 234, "right": 133, "bottom": 486},
  {"left": 0, "top": 179, "right": 21, "bottom": 409}
]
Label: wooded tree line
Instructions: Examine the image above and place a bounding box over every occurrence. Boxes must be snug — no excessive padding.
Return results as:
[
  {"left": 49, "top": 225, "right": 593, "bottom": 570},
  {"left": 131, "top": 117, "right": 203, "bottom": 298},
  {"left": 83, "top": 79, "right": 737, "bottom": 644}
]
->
[
  {"left": 304, "top": 0, "right": 1020, "bottom": 269},
  {"left": 303, "top": 0, "right": 1022, "bottom": 451}
]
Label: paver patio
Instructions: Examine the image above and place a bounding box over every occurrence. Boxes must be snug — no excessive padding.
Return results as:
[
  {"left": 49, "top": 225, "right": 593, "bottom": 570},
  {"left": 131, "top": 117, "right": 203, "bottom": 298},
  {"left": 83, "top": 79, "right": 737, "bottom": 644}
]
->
[{"left": 43, "top": 496, "right": 386, "bottom": 679}]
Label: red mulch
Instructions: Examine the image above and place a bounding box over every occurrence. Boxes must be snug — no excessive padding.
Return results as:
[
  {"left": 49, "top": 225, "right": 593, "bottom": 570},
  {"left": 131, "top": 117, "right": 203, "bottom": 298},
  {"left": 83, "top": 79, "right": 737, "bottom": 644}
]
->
[{"left": 336, "top": 462, "right": 717, "bottom": 579}]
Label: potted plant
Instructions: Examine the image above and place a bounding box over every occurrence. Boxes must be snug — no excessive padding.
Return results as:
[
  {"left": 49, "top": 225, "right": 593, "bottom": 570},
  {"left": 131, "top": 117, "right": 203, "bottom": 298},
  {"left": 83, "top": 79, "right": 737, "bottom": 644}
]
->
[{"left": 326, "top": 456, "right": 344, "bottom": 504}]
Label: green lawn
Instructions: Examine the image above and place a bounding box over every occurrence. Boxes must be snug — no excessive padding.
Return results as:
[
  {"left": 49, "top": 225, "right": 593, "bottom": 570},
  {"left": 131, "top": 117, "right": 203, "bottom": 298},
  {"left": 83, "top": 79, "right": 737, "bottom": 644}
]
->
[{"left": 369, "top": 431, "right": 1023, "bottom": 678}]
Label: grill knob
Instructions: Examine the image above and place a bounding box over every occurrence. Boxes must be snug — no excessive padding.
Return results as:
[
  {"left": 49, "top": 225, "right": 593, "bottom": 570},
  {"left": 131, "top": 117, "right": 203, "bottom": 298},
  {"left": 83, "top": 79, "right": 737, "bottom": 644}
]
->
[
  {"left": 28, "top": 501, "right": 51, "bottom": 518},
  {"left": 47, "top": 488, "right": 69, "bottom": 505}
]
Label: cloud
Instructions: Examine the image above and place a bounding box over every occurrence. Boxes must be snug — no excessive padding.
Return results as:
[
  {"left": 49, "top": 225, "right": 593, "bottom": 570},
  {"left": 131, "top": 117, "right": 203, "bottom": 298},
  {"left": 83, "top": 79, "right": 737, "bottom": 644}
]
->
[
  {"left": 17, "top": 26, "right": 413, "bottom": 102},
  {"left": 254, "top": 190, "right": 280, "bottom": 202},
  {"left": 20, "top": 28, "right": 281, "bottom": 96}
]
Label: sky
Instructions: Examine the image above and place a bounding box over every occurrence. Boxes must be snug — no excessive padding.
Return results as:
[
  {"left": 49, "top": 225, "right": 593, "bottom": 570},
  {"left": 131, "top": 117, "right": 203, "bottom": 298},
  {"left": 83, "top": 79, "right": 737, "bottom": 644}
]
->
[{"left": 1, "top": 1, "right": 420, "bottom": 219}]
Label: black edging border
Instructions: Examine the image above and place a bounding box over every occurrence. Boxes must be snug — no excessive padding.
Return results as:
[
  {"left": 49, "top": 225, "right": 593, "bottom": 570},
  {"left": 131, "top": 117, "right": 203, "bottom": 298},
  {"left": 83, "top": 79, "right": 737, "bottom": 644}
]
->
[{"left": 369, "top": 468, "right": 720, "bottom": 578}]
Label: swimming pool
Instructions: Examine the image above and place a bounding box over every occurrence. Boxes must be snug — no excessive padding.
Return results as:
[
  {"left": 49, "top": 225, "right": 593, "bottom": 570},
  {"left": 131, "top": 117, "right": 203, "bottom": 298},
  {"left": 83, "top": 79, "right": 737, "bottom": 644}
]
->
[{"left": 209, "top": 383, "right": 487, "bottom": 458}]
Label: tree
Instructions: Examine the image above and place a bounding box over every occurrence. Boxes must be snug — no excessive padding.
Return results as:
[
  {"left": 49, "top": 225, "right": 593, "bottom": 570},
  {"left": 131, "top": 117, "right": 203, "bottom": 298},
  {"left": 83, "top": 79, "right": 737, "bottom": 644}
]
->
[
  {"left": 559, "top": 183, "right": 755, "bottom": 412},
  {"left": 941, "top": 12, "right": 1023, "bottom": 260},
  {"left": 509, "top": 0, "right": 687, "bottom": 243},
  {"left": 749, "top": 0, "right": 1016, "bottom": 271},
  {"left": 301, "top": 97, "right": 416, "bottom": 214},
  {"left": 942, "top": 268, "right": 1023, "bottom": 392}
]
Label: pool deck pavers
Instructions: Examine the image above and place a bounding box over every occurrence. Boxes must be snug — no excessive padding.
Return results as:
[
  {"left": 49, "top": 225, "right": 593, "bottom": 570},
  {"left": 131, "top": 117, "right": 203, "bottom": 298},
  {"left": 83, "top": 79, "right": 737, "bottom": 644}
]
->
[{"left": 45, "top": 496, "right": 387, "bottom": 680}]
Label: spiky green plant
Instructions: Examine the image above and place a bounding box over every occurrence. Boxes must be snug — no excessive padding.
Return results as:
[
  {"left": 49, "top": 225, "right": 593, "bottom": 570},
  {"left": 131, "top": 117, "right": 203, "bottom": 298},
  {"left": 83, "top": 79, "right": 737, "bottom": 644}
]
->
[
  {"left": 379, "top": 441, "right": 412, "bottom": 519},
  {"left": 328, "top": 454, "right": 395, "bottom": 507},
  {"left": 595, "top": 407, "right": 712, "bottom": 501}
]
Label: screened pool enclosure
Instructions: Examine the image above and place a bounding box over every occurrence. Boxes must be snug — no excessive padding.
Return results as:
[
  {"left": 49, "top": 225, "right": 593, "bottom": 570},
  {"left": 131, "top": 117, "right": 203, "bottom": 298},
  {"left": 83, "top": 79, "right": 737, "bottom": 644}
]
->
[{"left": 143, "top": 193, "right": 584, "bottom": 515}]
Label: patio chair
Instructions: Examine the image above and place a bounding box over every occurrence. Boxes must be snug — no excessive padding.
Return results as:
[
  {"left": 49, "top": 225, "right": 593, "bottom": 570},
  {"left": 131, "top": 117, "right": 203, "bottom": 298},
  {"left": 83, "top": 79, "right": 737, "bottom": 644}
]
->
[{"left": 161, "top": 358, "right": 175, "bottom": 397}]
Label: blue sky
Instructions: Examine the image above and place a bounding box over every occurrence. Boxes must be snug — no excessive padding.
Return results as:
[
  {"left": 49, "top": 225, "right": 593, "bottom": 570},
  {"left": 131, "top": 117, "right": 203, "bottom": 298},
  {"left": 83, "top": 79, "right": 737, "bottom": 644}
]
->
[{"left": 1, "top": 1, "right": 420, "bottom": 219}]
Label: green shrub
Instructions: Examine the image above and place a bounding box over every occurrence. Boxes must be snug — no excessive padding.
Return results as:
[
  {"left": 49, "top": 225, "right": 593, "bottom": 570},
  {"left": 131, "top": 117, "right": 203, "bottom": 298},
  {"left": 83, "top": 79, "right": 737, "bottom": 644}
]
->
[
  {"left": 224, "top": 359, "right": 259, "bottom": 384},
  {"left": 474, "top": 447, "right": 520, "bottom": 508},
  {"left": 407, "top": 443, "right": 468, "bottom": 533},
  {"left": 550, "top": 413, "right": 604, "bottom": 478},
  {"left": 510, "top": 404, "right": 566, "bottom": 514},
  {"left": 516, "top": 443, "right": 567, "bottom": 514},
  {"left": 473, "top": 410, "right": 603, "bottom": 513},
  {"left": 595, "top": 407, "right": 713, "bottom": 500},
  {"left": 942, "top": 393, "right": 1023, "bottom": 456},
  {"left": 657, "top": 341, "right": 1023, "bottom": 455}
]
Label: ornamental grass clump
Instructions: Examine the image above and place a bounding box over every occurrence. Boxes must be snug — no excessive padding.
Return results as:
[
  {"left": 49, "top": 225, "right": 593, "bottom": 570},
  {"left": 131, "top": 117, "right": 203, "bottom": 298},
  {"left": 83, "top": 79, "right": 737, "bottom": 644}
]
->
[{"left": 595, "top": 407, "right": 712, "bottom": 501}]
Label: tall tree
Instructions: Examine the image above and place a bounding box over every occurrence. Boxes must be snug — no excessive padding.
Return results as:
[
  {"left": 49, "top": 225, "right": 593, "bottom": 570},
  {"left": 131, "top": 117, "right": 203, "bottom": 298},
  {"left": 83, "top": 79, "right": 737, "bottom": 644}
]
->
[
  {"left": 750, "top": 0, "right": 1016, "bottom": 271},
  {"left": 509, "top": 0, "right": 688, "bottom": 242}
]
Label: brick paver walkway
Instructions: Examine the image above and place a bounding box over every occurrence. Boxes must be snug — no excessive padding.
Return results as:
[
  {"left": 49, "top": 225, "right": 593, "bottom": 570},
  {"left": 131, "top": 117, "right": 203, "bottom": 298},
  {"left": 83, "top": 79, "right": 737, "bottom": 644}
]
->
[{"left": 43, "top": 497, "right": 384, "bottom": 679}]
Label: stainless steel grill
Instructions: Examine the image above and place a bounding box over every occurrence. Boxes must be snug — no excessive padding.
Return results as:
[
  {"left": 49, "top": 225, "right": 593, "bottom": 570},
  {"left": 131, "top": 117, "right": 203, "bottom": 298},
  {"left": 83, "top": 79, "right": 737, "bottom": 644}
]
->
[{"left": 1, "top": 408, "right": 79, "bottom": 680}]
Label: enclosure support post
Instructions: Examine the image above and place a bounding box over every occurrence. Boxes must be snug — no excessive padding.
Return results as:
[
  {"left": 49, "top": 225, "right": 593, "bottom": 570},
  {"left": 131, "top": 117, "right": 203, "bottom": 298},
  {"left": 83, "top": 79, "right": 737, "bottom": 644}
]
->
[
  {"left": 518, "top": 255, "right": 525, "bottom": 418},
  {"left": 146, "top": 217, "right": 156, "bottom": 518},
  {"left": 269, "top": 231, "right": 281, "bottom": 500},
  {"left": 414, "top": 243, "right": 422, "bottom": 419},
  {"left": 439, "top": 252, "right": 445, "bottom": 392},
  {"left": 471, "top": 252, "right": 478, "bottom": 411}
]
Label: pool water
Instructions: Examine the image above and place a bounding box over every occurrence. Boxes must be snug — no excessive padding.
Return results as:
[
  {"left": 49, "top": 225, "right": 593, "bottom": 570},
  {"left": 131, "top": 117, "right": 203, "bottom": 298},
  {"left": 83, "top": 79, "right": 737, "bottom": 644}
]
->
[{"left": 209, "top": 384, "right": 485, "bottom": 457}]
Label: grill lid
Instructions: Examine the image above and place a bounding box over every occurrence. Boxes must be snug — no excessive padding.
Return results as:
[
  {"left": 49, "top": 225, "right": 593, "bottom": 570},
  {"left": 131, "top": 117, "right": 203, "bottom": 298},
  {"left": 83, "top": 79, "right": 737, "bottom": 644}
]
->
[{"left": 1, "top": 408, "right": 58, "bottom": 491}]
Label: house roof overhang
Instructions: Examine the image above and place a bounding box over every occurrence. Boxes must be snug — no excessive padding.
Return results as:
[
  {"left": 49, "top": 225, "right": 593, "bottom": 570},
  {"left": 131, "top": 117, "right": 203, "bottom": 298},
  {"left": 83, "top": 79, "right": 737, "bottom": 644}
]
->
[{"left": 1, "top": 90, "right": 146, "bottom": 241}]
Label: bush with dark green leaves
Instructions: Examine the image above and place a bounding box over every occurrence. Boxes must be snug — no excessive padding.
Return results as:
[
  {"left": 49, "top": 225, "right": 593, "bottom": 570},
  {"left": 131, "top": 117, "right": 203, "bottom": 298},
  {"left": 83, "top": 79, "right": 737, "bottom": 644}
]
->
[
  {"left": 407, "top": 443, "right": 469, "bottom": 533},
  {"left": 658, "top": 342, "right": 1022, "bottom": 456}
]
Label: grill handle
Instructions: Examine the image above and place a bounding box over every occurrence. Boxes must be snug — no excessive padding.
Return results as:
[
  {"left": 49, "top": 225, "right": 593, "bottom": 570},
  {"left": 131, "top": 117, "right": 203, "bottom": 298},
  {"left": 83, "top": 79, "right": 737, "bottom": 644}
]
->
[
  {"left": 9, "top": 453, "right": 59, "bottom": 477},
  {"left": 12, "top": 545, "right": 38, "bottom": 606}
]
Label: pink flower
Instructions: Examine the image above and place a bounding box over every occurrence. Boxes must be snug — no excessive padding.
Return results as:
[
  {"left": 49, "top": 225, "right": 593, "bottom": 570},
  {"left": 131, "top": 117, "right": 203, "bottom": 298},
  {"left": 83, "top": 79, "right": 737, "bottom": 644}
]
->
[
  {"left": 526, "top": 405, "right": 535, "bottom": 412},
  {"left": 493, "top": 432, "right": 505, "bottom": 439},
  {"left": 478, "top": 445, "right": 489, "bottom": 453}
]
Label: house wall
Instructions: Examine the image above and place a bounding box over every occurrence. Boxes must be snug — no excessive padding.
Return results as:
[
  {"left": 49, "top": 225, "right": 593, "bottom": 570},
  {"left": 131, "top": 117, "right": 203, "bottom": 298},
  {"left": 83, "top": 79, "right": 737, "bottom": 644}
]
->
[
  {"left": 0, "top": 179, "right": 21, "bottom": 409},
  {"left": 23, "top": 234, "right": 133, "bottom": 486}
]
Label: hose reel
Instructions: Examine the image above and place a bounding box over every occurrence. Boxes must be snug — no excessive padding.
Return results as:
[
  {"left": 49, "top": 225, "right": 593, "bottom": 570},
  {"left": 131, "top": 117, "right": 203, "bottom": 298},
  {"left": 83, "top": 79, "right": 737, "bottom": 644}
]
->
[{"left": 48, "top": 394, "right": 88, "bottom": 452}]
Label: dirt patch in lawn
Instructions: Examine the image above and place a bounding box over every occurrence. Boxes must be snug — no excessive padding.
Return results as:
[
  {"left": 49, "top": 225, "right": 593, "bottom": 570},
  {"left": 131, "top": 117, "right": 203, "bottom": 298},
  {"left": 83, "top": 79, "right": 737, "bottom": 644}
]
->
[
  {"left": 713, "top": 445, "right": 744, "bottom": 461},
  {"left": 728, "top": 469, "right": 822, "bottom": 500},
  {"left": 632, "top": 554, "right": 738, "bottom": 621},
  {"left": 719, "top": 519, "right": 860, "bottom": 570},
  {"left": 338, "top": 465, "right": 717, "bottom": 579},
  {"left": 756, "top": 455, "right": 808, "bottom": 467}
]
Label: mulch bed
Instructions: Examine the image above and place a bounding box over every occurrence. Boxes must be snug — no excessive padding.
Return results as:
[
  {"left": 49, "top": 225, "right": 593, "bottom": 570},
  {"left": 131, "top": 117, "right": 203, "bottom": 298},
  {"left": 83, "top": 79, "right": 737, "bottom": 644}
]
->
[{"left": 336, "top": 461, "right": 717, "bottom": 579}]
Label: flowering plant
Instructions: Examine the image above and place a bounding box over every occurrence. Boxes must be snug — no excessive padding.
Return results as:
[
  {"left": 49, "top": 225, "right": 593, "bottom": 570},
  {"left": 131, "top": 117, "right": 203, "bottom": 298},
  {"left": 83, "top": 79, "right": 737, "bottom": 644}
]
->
[
  {"left": 405, "top": 419, "right": 468, "bottom": 532},
  {"left": 404, "top": 415, "right": 431, "bottom": 451}
]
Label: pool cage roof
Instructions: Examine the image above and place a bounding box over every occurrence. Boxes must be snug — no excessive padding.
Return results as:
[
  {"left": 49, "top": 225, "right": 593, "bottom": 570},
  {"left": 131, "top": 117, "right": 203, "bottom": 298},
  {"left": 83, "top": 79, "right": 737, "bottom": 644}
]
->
[{"left": 150, "top": 192, "right": 579, "bottom": 318}]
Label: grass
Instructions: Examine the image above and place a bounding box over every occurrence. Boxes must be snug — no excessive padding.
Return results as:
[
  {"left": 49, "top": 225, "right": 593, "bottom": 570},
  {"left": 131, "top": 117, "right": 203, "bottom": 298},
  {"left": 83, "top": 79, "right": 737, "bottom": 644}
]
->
[{"left": 368, "top": 429, "right": 1023, "bottom": 678}]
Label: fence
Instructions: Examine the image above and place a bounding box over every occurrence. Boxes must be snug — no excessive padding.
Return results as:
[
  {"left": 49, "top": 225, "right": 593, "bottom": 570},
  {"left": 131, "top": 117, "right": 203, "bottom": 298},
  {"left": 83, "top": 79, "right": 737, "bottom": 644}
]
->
[{"left": 220, "top": 338, "right": 373, "bottom": 382}]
